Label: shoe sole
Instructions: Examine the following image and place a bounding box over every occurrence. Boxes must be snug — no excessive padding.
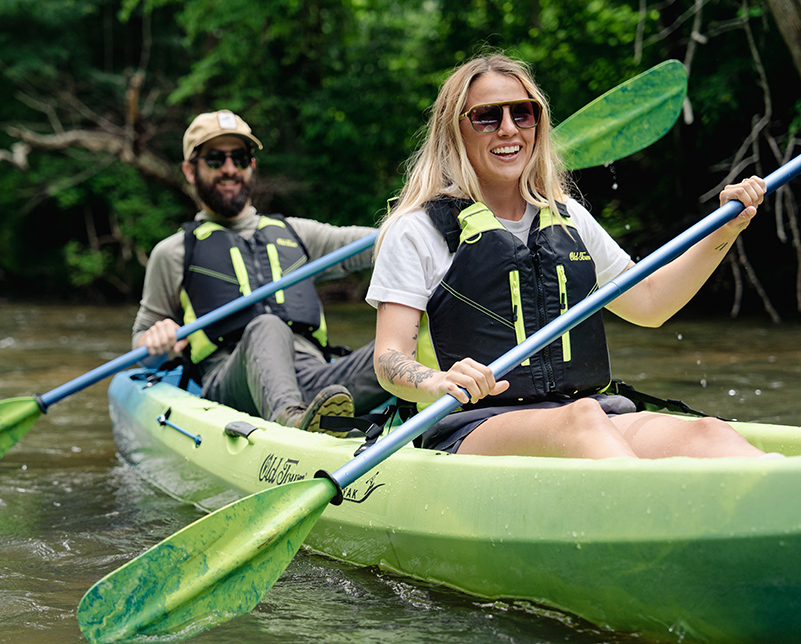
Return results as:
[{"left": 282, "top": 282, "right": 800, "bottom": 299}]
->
[{"left": 304, "top": 392, "right": 354, "bottom": 437}]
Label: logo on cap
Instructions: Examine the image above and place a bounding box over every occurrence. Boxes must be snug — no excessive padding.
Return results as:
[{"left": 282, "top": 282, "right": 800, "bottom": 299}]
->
[{"left": 218, "top": 112, "right": 238, "bottom": 130}]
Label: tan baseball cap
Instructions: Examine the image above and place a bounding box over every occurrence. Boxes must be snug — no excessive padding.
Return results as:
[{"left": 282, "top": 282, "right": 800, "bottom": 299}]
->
[{"left": 182, "top": 110, "right": 263, "bottom": 161}]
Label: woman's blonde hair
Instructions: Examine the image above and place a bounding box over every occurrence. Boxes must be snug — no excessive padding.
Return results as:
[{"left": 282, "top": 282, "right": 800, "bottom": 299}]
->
[{"left": 377, "top": 52, "right": 570, "bottom": 251}]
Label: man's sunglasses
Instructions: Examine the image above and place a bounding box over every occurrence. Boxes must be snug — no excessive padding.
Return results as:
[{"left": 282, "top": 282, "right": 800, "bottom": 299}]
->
[
  {"left": 459, "top": 99, "right": 542, "bottom": 133},
  {"left": 195, "top": 149, "right": 253, "bottom": 170}
]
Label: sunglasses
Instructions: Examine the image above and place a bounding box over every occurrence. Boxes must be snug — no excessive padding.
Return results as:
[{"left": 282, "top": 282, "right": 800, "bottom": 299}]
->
[
  {"left": 459, "top": 99, "right": 542, "bottom": 133},
  {"left": 196, "top": 149, "right": 253, "bottom": 170}
]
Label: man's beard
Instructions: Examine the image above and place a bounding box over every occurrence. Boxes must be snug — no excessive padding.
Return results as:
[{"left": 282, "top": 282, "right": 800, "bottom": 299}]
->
[{"left": 195, "top": 173, "right": 253, "bottom": 219}]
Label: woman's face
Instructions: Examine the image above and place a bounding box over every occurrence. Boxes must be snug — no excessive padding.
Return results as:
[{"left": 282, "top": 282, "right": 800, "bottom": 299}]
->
[{"left": 459, "top": 72, "right": 536, "bottom": 192}]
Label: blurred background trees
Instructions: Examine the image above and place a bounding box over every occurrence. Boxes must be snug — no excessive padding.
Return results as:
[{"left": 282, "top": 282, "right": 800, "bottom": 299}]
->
[{"left": 0, "top": 0, "right": 799, "bottom": 318}]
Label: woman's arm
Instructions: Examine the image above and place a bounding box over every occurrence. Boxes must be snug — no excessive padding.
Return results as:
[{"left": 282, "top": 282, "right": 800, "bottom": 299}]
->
[
  {"left": 374, "top": 302, "right": 509, "bottom": 405},
  {"left": 606, "top": 176, "right": 766, "bottom": 327}
]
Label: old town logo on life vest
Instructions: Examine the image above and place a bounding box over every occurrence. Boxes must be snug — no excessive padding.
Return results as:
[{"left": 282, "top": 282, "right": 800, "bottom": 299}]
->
[{"left": 570, "top": 251, "right": 592, "bottom": 261}]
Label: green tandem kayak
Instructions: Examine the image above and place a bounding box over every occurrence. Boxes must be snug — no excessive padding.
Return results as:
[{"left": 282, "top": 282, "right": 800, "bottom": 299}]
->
[{"left": 108, "top": 367, "right": 801, "bottom": 644}]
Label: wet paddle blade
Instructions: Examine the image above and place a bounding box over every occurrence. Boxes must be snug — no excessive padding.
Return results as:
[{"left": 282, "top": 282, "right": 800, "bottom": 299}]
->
[
  {"left": 77, "top": 478, "right": 337, "bottom": 643},
  {"left": 555, "top": 59, "right": 687, "bottom": 170},
  {"left": 0, "top": 397, "right": 42, "bottom": 458}
]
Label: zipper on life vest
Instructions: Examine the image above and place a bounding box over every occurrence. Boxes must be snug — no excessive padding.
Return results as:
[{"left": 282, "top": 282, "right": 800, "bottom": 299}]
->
[
  {"left": 229, "top": 248, "right": 252, "bottom": 296},
  {"left": 533, "top": 253, "right": 556, "bottom": 392},
  {"left": 556, "top": 264, "right": 571, "bottom": 362},
  {"left": 266, "top": 243, "right": 285, "bottom": 304},
  {"left": 508, "top": 270, "right": 530, "bottom": 367}
]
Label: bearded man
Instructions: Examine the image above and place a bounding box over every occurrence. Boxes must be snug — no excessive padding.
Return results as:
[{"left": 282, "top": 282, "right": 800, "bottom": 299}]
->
[{"left": 132, "top": 110, "right": 388, "bottom": 434}]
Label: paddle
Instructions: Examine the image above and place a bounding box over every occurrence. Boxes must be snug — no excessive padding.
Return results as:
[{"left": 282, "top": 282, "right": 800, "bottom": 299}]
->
[
  {"left": 554, "top": 59, "right": 687, "bottom": 170},
  {"left": 0, "top": 60, "right": 689, "bottom": 461},
  {"left": 77, "top": 153, "right": 801, "bottom": 643},
  {"left": 0, "top": 234, "right": 376, "bottom": 459}
]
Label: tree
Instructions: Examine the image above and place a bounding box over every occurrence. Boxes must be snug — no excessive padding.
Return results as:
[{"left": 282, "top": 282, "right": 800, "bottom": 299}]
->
[{"left": 0, "top": 0, "right": 799, "bottom": 318}]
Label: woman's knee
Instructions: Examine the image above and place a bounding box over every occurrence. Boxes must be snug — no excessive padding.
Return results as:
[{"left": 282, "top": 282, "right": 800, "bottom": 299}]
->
[
  {"left": 563, "top": 397, "right": 611, "bottom": 427},
  {"left": 549, "top": 399, "right": 635, "bottom": 458},
  {"left": 683, "top": 416, "right": 753, "bottom": 449}
]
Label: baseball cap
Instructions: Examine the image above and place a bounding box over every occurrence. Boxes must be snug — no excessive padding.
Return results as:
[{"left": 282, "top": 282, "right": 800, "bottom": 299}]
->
[{"left": 182, "top": 110, "right": 263, "bottom": 161}]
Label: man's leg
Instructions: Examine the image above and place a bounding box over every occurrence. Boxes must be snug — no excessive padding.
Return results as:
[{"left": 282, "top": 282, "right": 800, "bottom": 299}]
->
[
  {"left": 295, "top": 341, "right": 391, "bottom": 416},
  {"left": 202, "top": 314, "right": 302, "bottom": 421},
  {"left": 203, "top": 314, "right": 356, "bottom": 433}
]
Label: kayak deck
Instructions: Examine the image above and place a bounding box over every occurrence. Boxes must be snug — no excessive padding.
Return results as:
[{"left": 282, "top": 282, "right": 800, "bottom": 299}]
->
[{"left": 109, "top": 368, "right": 801, "bottom": 644}]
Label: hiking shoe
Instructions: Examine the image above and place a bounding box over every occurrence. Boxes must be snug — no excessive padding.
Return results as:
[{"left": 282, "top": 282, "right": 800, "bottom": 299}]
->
[{"left": 275, "top": 385, "right": 354, "bottom": 437}]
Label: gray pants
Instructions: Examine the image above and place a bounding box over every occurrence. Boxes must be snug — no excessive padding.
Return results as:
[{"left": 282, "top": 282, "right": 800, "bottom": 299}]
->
[{"left": 201, "top": 314, "right": 389, "bottom": 421}]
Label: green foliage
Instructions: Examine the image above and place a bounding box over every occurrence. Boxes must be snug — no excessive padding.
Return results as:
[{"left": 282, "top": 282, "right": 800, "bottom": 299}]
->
[
  {"left": 63, "top": 240, "right": 114, "bottom": 287},
  {"left": 0, "top": 0, "right": 799, "bottom": 314}
]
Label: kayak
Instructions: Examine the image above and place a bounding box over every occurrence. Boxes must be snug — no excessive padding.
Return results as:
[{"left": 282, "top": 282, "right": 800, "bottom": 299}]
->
[{"left": 108, "top": 366, "right": 801, "bottom": 644}]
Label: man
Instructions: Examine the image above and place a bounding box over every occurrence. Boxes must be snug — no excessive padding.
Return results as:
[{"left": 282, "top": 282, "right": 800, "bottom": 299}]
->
[{"left": 133, "top": 110, "right": 388, "bottom": 435}]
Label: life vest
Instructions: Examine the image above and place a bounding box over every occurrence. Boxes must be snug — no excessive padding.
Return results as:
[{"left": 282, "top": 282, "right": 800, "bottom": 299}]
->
[
  {"left": 420, "top": 197, "right": 611, "bottom": 409},
  {"left": 180, "top": 215, "right": 328, "bottom": 364}
]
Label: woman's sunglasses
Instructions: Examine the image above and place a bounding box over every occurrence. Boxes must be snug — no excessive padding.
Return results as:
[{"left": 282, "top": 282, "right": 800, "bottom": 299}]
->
[
  {"left": 459, "top": 99, "right": 542, "bottom": 133},
  {"left": 195, "top": 149, "right": 253, "bottom": 170}
]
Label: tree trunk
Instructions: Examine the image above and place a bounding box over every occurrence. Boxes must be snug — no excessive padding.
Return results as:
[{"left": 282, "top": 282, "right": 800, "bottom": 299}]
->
[{"left": 766, "top": 0, "right": 801, "bottom": 81}]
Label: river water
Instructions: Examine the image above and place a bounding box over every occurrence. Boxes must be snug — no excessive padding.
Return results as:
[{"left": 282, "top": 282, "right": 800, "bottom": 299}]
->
[{"left": 2, "top": 302, "right": 801, "bottom": 644}]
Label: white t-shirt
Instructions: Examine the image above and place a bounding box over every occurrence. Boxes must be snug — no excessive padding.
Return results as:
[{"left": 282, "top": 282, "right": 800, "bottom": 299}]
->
[{"left": 366, "top": 199, "right": 630, "bottom": 311}]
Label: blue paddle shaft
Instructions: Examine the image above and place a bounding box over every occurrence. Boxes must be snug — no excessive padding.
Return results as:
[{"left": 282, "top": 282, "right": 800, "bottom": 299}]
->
[
  {"left": 38, "top": 233, "right": 378, "bottom": 410},
  {"left": 333, "top": 155, "right": 801, "bottom": 490}
]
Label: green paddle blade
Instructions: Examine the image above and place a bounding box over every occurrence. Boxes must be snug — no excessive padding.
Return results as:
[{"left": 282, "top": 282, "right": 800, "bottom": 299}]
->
[
  {"left": 555, "top": 59, "right": 687, "bottom": 170},
  {"left": 0, "top": 397, "right": 42, "bottom": 458},
  {"left": 77, "top": 477, "right": 337, "bottom": 643}
]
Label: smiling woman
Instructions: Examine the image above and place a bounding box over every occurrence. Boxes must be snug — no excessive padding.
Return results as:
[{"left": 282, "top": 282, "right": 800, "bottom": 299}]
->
[
  {"left": 458, "top": 75, "right": 542, "bottom": 215},
  {"left": 367, "top": 51, "right": 768, "bottom": 461}
]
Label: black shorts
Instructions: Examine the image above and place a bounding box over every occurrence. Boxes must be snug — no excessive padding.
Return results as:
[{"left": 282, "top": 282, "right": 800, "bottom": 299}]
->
[{"left": 424, "top": 393, "right": 637, "bottom": 454}]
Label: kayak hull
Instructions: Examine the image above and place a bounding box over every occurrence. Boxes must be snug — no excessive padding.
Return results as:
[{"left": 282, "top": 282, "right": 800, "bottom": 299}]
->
[{"left": 109, "top": 368, "right": 801, "bottom": 643}]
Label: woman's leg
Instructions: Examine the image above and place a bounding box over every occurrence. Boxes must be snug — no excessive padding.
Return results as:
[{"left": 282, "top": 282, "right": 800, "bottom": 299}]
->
[
  {"left": 610, "top": 412, "right": 764, "bottom": 458},
  {"left": 456, "top": 397, "right": 637, "bottom": 459}
]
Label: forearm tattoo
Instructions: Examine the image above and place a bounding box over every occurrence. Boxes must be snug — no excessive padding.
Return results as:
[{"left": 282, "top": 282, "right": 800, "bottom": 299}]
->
[{"left": 377, "top": 349, "right": 434, "bottom": 389}]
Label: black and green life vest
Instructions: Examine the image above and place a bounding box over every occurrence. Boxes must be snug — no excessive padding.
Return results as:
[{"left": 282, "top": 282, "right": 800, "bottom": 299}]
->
[
  {"left": 180, "top": 215, "right": 328, "bottom": 363},
  {"left": 420, "top": 197, "right": 611, "bottom": 409}
]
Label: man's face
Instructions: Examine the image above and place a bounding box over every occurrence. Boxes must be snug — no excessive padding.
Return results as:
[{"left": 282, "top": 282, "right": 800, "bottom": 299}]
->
[{"left": 185, "top": 136, "right": 255, "bottom": 219}]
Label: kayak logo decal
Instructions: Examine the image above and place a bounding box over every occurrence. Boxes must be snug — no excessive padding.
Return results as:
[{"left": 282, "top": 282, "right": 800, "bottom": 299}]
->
[
  {"left": 259, "top": 454, "right": 306, "bottom": 485},
  {"left": 342, "top": 473, "right": 384, "bottom": 504}
]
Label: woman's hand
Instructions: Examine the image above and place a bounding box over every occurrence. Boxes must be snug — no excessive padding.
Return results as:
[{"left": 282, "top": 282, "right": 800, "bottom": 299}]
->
[
  {"left": 430, "top": 357, "right": 509, "bottom": 405},
  {"left": 375, "top": 301, "right": 509, "bottom": 404},
  {"left": 719, "top": 175, "right": 766, "bottom": 231}
]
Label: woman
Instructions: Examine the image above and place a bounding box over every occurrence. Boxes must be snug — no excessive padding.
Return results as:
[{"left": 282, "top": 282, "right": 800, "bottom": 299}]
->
[{"left": 366, "top": 52, "right": 769, "bottom": 459}]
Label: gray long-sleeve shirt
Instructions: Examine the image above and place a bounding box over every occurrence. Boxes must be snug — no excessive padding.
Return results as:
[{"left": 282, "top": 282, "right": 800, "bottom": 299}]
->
[{"left": 132, "top": 206, "right": 376, "bottom": 368}]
